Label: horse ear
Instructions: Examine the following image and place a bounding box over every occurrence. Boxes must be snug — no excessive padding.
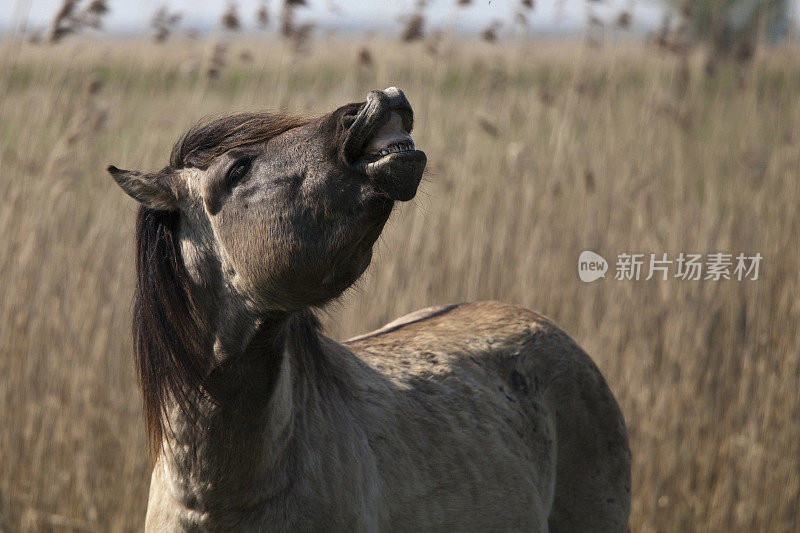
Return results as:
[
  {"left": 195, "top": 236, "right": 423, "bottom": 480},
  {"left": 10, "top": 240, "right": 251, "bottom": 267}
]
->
[{"left": 107, "top": 165, "right": 177, "bottom": 211}]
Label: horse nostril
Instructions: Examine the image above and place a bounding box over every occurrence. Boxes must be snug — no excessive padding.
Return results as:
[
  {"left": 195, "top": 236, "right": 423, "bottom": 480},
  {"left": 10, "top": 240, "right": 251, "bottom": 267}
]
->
[
  {"left": 341, "top": 117, "right": 357, "bottom": 132},
  {"left": 341, "top": 107, "right": 362, "bottom": 129}
]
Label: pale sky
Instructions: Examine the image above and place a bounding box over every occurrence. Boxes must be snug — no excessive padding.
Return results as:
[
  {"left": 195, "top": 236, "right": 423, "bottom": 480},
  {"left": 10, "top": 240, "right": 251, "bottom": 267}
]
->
[{"left": 4, "top": 0, "right": 671, "bottom": 35}]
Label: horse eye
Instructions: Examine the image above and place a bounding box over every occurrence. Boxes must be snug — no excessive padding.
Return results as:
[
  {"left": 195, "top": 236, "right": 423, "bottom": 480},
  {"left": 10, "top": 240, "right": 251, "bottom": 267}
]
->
[{"left": 227, "top": 157, "right": 253, "bottom": 184}]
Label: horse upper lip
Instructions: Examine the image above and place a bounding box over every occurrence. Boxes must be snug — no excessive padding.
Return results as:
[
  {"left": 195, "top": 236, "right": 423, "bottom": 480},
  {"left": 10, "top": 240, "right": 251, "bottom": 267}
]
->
[
  {"left": 342, "top": 87, "right": 414, "bottom": 166},
  {"left": 362, "top": 112, "right": 415, "bottom": 155}
]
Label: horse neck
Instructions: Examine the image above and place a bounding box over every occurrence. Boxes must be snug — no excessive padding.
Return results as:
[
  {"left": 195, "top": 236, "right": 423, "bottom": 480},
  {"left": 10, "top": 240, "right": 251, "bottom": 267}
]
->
[{"left": 158, "top": 310, "right": 330, "bottom": 513}]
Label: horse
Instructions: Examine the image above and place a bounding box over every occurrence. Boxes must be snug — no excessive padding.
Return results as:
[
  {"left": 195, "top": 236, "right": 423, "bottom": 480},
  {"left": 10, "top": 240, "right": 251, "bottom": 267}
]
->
[{"left": 107, "top": 87, "right": 630, "bottom": 531}]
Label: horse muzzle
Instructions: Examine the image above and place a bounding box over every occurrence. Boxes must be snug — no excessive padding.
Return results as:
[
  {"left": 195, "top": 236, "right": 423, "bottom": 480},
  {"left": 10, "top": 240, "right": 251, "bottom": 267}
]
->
[{"left": 342, "top": 87, "right": 427, "bottom": 202}]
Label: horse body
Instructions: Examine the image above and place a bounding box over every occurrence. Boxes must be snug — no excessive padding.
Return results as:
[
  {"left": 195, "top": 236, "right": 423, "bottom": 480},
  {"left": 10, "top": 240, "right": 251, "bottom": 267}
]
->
[{"left": 143, "top": 302, "right": 628, "bottom": 532}]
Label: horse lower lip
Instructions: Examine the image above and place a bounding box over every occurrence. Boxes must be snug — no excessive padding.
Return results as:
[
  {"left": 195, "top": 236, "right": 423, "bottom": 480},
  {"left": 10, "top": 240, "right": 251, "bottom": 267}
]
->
[{"left": 357, "top": 150, "right": 427, "bottom": 202}]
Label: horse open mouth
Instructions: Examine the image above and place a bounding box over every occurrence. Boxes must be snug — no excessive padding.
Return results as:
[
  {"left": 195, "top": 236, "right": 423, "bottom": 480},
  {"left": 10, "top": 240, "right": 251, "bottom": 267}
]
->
[{"left": 343, "top": 87, "right": 427, "bottom": 202}]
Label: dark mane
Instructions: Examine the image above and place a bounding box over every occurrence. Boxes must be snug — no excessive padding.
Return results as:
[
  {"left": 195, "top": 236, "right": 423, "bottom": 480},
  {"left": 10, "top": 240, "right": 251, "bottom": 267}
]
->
[
  {"left": 134, "top": 112, "right": 313, "bottom": 456},
  {"left": 170, "top": 112, "right": 312, "bottom": 169},
  {"left": 134, "top": 207, "right": 208, "bottom": 455}
]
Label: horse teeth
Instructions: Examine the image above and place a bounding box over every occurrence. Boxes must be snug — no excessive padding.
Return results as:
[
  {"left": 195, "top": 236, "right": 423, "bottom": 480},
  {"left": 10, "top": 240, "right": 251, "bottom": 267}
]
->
[{"left": 379, "top": 141, "right": 416, "bottom": 156}]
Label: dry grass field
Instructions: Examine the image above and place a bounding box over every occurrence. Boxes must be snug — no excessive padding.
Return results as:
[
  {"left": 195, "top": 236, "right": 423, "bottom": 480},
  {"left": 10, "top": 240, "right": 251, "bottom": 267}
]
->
[{"left": 1, "top": 35, "right": 798, "bottom": 531}]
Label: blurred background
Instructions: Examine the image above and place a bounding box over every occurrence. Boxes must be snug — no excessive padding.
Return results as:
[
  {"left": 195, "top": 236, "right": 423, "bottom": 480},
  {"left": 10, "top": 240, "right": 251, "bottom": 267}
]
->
[{"left": 1, "top": 0, "right": 798, "bottom": 531}]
